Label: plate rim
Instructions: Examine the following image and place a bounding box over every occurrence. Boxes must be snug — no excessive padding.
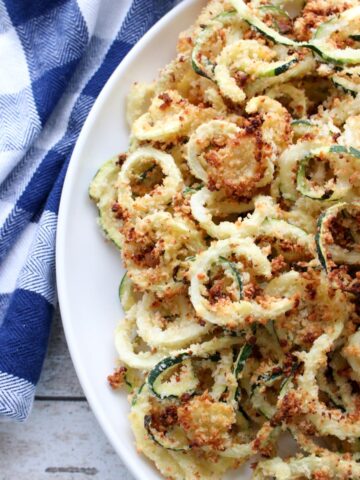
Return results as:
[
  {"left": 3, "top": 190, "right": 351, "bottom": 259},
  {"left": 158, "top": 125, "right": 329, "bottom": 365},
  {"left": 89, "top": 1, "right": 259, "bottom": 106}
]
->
[{"left": 56, "top": 1, "right": 199, "bottom": 478}]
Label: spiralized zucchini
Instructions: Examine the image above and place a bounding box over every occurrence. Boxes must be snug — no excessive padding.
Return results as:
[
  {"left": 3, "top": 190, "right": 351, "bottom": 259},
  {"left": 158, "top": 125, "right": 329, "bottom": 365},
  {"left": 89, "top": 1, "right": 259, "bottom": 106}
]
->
[
  {"left": 316, "top": 201, "right": 360, "bottom": 293},
  {"left": 192, "top": 10, "right": 247, "bottom": 80},
  {"left": 136, "top": 292, "right": 212, "bottom": 349},
  {"left": 245, "top": 95, "right": 292, "bottom": 154},
  {"left": 186, "top": 119, "right": 239, "bottom": 182},
  {"left": 296, "top": 145, "right": 353, "bottom": 201},
  {"left": 126, "top": 81, "right": 155, "bottom": 126},
  {"left": 91, "top": 0, "right": 360, "bottom": 478},
  {"left": 214, "top": 40, "right": 300, "bottom": 103},
  {"left": 132, "top": 90, "right": 197, "bottom": 142},
  {"left": 88, "top": 155, "right": 124, "bottom": 249},
  {"left": 190, "top": 187, "right": 255, "bottom": 239},
  {"left": 332, "top": 66, "right": 360, "bottom": 97},
  {"left": 189, "top": 237, "right": 297, "bottom": 328},
  {"left": 279, "top": 140, "right": 331, "bottom": 201},
  {"left": 296, "top": 317, "right": 360, "bottom": 439},
  {"left": 253, "top": 453, "right": 360, "bottom": 479},
  {"left": 265, "top": 83, "right": 308, "bottom": 118},
  {"left": 122, "top": 211, "right": 205, "bottom": 297},
  {"left": 307, "top": 6, "right": 360, "bottom": 65},
  {"left": 186, "top": 119, "right": 274, "bottom": 196},
  {"left": 115, "top": 306, "right": 166, "bottom": 370},
  {"left": 245, "top": 53, "right": 316, "bottom": 99},
  {"left": 117, "top": 147, "right": 182, "bottom": 217},
  {"left": 190, "top": 190, "right": 284, "bottom": 242}
]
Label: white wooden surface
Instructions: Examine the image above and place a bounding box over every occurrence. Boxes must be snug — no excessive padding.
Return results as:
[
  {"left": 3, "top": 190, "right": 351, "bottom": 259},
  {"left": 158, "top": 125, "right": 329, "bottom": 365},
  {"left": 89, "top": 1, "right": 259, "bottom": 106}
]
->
[{"left": 0, "top": 309, "right": 134, "bottom": 480}]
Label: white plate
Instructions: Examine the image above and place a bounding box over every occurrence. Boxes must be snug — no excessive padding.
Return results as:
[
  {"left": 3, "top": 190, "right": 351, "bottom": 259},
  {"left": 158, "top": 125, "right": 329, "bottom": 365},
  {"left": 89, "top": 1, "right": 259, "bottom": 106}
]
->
[{"left": 56, "top": 1, "right": 252, "bottom": 479}]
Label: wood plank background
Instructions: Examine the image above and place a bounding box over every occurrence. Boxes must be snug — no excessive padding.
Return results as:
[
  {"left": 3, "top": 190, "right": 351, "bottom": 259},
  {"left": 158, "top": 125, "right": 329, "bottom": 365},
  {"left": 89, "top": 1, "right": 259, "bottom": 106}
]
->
[{"left": 0, "top": 309, "right": 134, "bottom": 480}]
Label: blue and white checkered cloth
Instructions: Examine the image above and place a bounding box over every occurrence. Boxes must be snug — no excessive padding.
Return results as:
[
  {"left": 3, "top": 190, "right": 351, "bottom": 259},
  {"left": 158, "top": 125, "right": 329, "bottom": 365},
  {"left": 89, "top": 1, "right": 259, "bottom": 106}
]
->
[{"left": 0, "top": 0, "right": 178, "bottom": 421}]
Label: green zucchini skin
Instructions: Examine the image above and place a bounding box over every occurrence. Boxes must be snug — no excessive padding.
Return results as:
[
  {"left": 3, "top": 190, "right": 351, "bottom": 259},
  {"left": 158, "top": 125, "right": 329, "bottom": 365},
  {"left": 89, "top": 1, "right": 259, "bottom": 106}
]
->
[
  {"left": 236, "top": 4, "right": 297, "bottom": 48},
  {"left": 147, "top": 353, "right": 192, "bottom": 400},
  {"left": 306, "top": 45, "right": 360, "bottom": 67},
  {"left": 234, "top": 344, "right": 252, "bottom": 379},
  {"left": 118, "top": 273, "right": 128, "bottom": 303},
  {"left": 219, "top": 256, "right": 243, "bottom": 299},
  {"left": 305, "top": 7, "right": 360, "bottom": 65},
  {"left": 183, "top": 184, "right": 204, "bottom": 196},
  {"left": 304, "top": 44, "right": 345, "bottom": 66},
  {"left": 233, "top": 344, "right": 253, "bottom": 401},
  {"left": 191, "top": 57, "right": 211, "bottom": 79},
  {"left": 280, "top": 363, "right": 299, "bottom": 391},
  {"left": 291, "top": 119, "right": 314, "bottom": 138},
  {"left": 250, "top": 362, "right": 299, "bottom": 419},
  {"left": 258, "top": 5, "right": 288, "bottom": 15},
  {"left": 296, "top": 156, "right": 334, "bottom": 200},
  {"left": 192, "top": 3, "right": 299, "bottom": 85},
  {"left": 258, "top": 4, "right": 291, "bottom": 30},
  {"left": 296, "top": 145, "right": 359, "bottom": 201},
  {"left": 191, "top": 10, "right": 237, "bottom": 80},
  {"left": 291, "top": 119, "right": 312, "bottom": 127},
  {"left": 89, "top": 156, "right": 123, "bottom": 249},
  {"left": 315, "top": 211, "right": 328, "bottom": 271},
  {"left": 252, "top": 369, "right": 284, "bottom": 390},
  {"left": 349, "top": 147, "right": 360, "bottom": 158},
  {"left": 250, "top": 368, "right": 283, "bottom": 419},
  {"left": 118, "top": 273, "right": 137, "bottom": 312},
  {"left": 147, "top": 351, "right": 226, "bottom": 400},
  {"left": 332, "top": 75, "right": 360, "bottom": 97},
  {"left": 229, "top": 2, "right": 360, "bottom": 68},
  {"left": 144, "top": 415, "right": 190, "bottom": 452},
  {"left": 249, "top": 22, "right": 295, "bottom": 47},
  {"left": 316, "top": 202, "right": 360, "bottom": 294},
  {"left": 316, "top": 202, "right": 360, "bottom": 268},
  {"left": 273, "top": 57, "right": 298, "bottom": 76},
  {"left": 131, "top": 383, "right": 145, "bottom": 406}
]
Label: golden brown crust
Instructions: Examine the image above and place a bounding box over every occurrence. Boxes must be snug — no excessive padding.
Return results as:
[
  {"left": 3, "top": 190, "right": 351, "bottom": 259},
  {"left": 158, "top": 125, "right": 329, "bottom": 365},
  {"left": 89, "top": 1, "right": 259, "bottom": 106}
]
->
[
  {"left": 99, "top": 1, "right": 360, "bottom": 478},
  {"left": 177, "top": 392, "right": 235, "bottom": 449},
  {"left": 205, "top": 121, "right": 268, "bottom": 198},
  {"left": 294, "top": 1, "right": 352, "bottom": 42},
  {"left": 107, "top": 366, "right": 127, "bottom": 389}
]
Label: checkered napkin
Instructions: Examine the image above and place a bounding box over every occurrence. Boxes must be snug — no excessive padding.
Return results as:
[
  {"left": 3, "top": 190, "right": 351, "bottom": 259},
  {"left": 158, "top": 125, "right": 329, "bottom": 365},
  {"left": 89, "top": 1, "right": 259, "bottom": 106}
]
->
[{"left": 0, "top": 0, "right": 178, "bottom": 421}]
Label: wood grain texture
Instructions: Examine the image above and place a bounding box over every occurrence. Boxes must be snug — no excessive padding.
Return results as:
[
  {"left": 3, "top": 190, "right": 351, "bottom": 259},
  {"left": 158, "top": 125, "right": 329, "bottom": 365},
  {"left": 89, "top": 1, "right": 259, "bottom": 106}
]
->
[
  {"left": 0, "top": 307, "right": 134, "bottom": 480},
  {"left": 0, "top": 400, "right": 134, "bottom": 480}
]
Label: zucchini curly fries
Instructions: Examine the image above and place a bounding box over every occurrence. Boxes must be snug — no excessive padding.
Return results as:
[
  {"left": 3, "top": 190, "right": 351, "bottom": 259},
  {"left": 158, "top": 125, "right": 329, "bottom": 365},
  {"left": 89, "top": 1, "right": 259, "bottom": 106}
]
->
[{"left": 90, "top": 0, "right": 360, "bottom": 478}]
